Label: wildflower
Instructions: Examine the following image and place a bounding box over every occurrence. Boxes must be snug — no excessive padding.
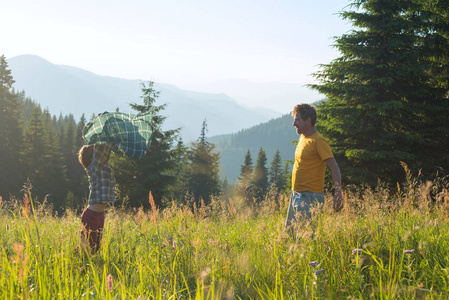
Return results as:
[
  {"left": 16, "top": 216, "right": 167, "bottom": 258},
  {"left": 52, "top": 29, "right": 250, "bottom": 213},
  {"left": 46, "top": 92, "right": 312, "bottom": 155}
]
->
[
  {"left": 22, "top": 193, "right": 31, "bottom": 216},
  {"left": 6, "top": 224, "right": 9, "bottom": 230},
  {"left": 352, "top": 249, "right": 363, "bottom": 255},
  {"left": 107, "top": 274, "right": 113, "bottom": 291},
  {"left": 200, "top": 267, "right": 212, "bottom": 280},
  {"left": 435, "top": 219, "right": 438, "bottom": 226},
  {"left": 55, "top": 211, "right": 58, "bottom": 217},
  {"left": 43, "top": 230, "right": 47, "bottom": 235},
  {"left": 9, "top": 243, "right": 28, "bottom": 285},
  {"left": 173, "top": 240, "right": 177, "bottom": 249},
  {"left": 309, "top": 261, "right": 320, "bottom": 267},
  {"left": 315, "top": 269, "right": 325, "bottom": 275},
  {"left": 404, "top": 249, "right": 415, "bottom": 254}
]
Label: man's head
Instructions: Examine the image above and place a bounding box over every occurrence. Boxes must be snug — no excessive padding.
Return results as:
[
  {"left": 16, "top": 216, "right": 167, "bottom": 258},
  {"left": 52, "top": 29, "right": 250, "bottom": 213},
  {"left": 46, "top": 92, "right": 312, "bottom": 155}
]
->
[
  {"left": 292, "top": 104, "right": 317, "bottom": 126},
  {"left": 292, "top": 104, "right": 317, "bottom": 135},
  {"left": 78, "top": 145, "right": 94, "bottom": 169}
]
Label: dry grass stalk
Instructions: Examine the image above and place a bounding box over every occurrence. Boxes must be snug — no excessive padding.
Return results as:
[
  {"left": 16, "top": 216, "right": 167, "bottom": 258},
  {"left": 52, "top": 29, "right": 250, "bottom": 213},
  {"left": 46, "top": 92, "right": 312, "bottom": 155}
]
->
[{"left": 148, "top": 191, "right": 159, "bottom": 225}]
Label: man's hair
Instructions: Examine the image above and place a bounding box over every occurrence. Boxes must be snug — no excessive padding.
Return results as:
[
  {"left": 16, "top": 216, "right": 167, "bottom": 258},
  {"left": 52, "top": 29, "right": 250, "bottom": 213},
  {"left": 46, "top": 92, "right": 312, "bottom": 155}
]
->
[
  {"left": 292, "top": 103, "right": 317, "bottom": 126},
  {"left": 78, "top": 145, "right": 94, "bottom": 169}
]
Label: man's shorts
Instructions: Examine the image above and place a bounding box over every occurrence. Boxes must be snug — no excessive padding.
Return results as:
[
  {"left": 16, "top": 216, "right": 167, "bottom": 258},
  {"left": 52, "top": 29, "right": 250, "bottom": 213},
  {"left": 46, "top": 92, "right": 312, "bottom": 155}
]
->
[{"left": 285, "top": 191, "right": 325, "bottom": 228}]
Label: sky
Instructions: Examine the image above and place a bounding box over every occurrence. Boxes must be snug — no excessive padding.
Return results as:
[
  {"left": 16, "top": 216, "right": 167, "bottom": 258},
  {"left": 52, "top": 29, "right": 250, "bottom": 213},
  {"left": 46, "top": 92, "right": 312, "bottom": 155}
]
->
[{"left": 2, "top": 0, "right": 353, "bottom": 107}]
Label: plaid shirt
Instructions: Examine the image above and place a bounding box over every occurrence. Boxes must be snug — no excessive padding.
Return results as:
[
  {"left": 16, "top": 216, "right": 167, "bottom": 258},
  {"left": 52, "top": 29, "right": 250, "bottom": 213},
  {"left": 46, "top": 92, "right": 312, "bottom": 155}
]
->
[
  {"left": 87, "top": 143, "right": 116, "bottom": 204},
  {"left": 83, "top": 111, "right": 154, "bottom": 159}
]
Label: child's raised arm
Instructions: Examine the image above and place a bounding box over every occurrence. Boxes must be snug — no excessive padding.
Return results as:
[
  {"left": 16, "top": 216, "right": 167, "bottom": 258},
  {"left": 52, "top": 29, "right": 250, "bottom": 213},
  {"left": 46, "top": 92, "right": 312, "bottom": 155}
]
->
[
  {"left": 94, "top": 142, "right": 114, "bottom": 164},
  {"left": 102, "top": 142, "right": 113, "bottom": 164}
]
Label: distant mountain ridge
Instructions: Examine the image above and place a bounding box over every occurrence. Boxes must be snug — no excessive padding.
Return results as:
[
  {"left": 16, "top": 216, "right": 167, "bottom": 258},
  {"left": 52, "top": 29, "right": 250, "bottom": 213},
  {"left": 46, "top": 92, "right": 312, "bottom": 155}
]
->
[{"left": 8, "top": 55, "right": 282, "bottom": 142}]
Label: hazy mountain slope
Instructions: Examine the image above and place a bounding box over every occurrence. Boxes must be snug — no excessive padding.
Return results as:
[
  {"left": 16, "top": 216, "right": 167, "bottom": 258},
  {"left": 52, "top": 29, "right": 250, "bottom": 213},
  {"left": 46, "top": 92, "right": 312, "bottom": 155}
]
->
[
  {"left": 210, "top": 114, "right": 299, "bottom": 182},
  {"left": 8, "top": 55, "right": 282, "bottom": 142},
  {"left": 182, "top": 78, "right": 322, "bottom": 115}
]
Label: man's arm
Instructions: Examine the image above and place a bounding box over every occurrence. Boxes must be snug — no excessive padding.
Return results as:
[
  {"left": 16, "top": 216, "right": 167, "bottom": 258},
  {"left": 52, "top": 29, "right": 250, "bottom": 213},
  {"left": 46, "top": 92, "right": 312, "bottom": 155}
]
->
[{"left": 324, "top": 157, "right": 343, "bottom": 212}]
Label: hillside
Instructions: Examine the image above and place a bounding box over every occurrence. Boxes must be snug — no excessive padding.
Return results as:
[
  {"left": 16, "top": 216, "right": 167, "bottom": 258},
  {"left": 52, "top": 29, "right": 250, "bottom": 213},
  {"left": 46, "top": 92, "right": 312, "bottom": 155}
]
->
[
  {"left": 210, "top": 114, "right": 299, "bottom": 182},
  {"left": 6, "top": 54, "right": 303, "bottom": 182},
  {"left": 7, "top": 55, "right": 281, "bottom": 142}
]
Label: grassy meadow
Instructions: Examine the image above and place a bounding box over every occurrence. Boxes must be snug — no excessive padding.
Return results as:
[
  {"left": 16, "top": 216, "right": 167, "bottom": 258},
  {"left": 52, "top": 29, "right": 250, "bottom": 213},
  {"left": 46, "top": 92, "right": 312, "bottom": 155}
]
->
[{"left": 1, "top": 175, "right": 449, "bottom": 299}]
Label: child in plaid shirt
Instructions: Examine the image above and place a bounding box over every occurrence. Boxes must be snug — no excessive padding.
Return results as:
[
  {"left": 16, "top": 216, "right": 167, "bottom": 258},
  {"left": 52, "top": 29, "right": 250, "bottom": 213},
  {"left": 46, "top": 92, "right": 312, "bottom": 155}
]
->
[
  {"left": 78, "top": 111, "right": 154, "bottom": 253},
  {"left": 78, "top": 142, "right": 115, "bottom": 253}
]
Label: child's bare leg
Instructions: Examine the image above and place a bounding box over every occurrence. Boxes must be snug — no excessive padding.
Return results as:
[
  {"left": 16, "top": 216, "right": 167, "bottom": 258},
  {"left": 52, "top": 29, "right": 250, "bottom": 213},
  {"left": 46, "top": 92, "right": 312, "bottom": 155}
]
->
[{"left": 80, "top": 204, "right": 106, "bottom": 253}]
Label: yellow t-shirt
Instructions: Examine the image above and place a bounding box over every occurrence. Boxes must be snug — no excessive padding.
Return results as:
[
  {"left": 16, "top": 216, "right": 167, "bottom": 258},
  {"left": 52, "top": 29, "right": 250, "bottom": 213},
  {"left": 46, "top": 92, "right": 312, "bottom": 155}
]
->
[{"left": 292, "top": 132, "right": 333, "bottom": 193}]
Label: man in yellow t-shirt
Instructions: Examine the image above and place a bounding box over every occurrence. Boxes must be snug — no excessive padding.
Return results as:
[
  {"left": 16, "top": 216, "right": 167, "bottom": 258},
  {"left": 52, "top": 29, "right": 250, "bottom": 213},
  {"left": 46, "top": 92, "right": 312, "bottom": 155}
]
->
[{"left": 285, "top": 103, "right": 343, "bottom": 230}]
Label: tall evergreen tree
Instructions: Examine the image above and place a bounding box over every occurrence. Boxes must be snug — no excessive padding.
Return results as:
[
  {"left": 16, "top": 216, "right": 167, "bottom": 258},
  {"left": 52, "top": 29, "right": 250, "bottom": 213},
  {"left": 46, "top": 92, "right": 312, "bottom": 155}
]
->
[
  {"left": 41, "top": 109, "right": 68, "bottom": 210},
  {"left": 75, "top": 114, "right": 86, "bottom": 151},
  {"left": 111, "top": 81, "right": 181, "bottom": 208},
  {"left": 282, "top": 161, "right": 292, "bottom": 194},
  {"left": 252, "top": 147, "right": 268, "bottom": 201},
  {"left": 17, "top": 91, "right": 34, "bottom": 127},
  {"left": 423, "top": 0, "right": 449, "bottom": 91},
  {"left": 21, "top": 107, "right": 49, "bottom": 200},
  {"left": 166, "top": 139, "right": 190, "bottom": 203},
  {"left": 269, "top": 150, "right": 285, "bottom": 192},
  {"left": 73, "top": 114, "right": 88, "bottom": 203},
  {"left": 186, "top": 119, "right": 221, "bottom": 206},
  {"left": 61, "top": 115, "right": 80, "bottom": 201},
  {"left": 237, "top": 149, "right": 255, "bottom": 203},
  {"left": 222, "top": 177, "right": 233, "bottom": 201},
  {"left": 0, "top": 55, "right": 23, "bottom": 198},
  {"left": 239, "top": 150, "right": 253, "bottom": 185},
  {"left": 62, "top": 115, "right": 76, "bottom": 158},
  {"left": 309, "top": 0, "right": 449, "bottom": 185},
  {"left": 424, "top": 0, "right": 449, "bottom": 174}
]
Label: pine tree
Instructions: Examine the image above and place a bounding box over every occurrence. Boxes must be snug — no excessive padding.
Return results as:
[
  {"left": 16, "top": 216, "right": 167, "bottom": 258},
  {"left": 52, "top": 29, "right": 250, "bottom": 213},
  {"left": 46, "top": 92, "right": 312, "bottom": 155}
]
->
[
  {"left": 252, "top": 147, "right": 268, "bottom": 202},
  {"left": 282, "top": 161, "right": 292, "bottom": 195},
  {"left": 41, "top": 109, "right": 68, "bottom": 210},
  {"left": 111, "top": 81, "right": 181, "bottom": 208},
  {"left": 239, "top": 150, "right": 253, "bottom": 184},
  {"left": 56, "top": 113, "right": 65, "bottom": 133},
  {"left": 0, "top": 55, "right": 23, "bottom": 198},
  {"left": 61, "top": 115, "right": 80, "bottom": 203},
  {"left": 222, "top": 177, "right": 233, "bottom": 201},
  {"left": 17, "top": 91, "right": 34, "bottom": 127},
  {"left": 75, "top": 114, "right": 86, "bottom": 151},
  {"left": 186, "top": 119, "right": 221, "bottom": 206},
  {"left": 423, "top": 0, "right": 449, "bottom": 91},
  {"left": 73, "top": 114, "right": 89, "bottom": 203},
  {"left": 62, "top": 115, "right": 76, "bottom": 159},
  {"left": 21, "top": 107, "right": 49, "bottom": 200},
  {"left": 269, "top": 150, "right": 284, "bottom": 191},
  {"left": 424, "top": 0, "right": 449, "bottom": 175},
  {"left": 237, "top": 149, "right": 255, "bottom": 203},
  {"left": 309, "top": 0, "right": 449, "bottom": 185},
  {"left": 166, "top": 139, "right": 190, "bottom": 203}
]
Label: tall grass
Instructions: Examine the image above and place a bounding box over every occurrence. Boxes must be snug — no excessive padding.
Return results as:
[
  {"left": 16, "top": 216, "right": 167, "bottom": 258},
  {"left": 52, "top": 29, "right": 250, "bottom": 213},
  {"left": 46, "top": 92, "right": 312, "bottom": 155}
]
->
[{"left": 1, "top": 175, "right": 449, "bottom": 299}]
